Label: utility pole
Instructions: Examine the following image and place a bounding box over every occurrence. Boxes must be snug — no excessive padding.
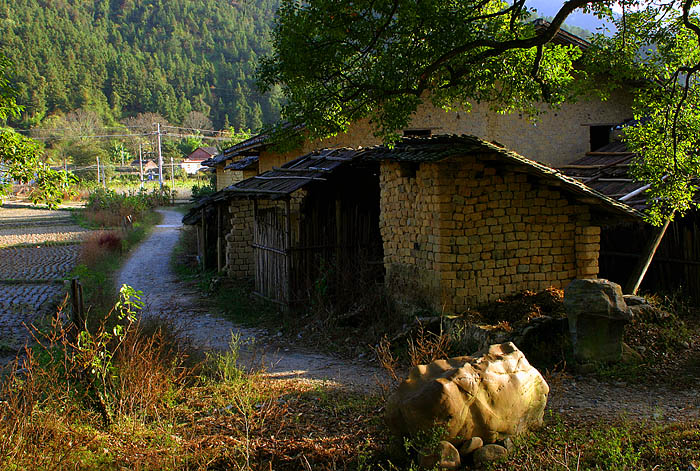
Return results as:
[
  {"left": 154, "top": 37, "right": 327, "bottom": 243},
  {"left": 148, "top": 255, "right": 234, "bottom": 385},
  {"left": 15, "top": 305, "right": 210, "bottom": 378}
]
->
[
  {"left": 96, "top": 156, "right": 100, "bottom": 184},
  {"left": 138, "top": 143, "right": 144, "bottom": 189},
  {"left": 156, "top": 122, "right": 163, "bottom": 189},
  {"left": 170, "top": 154, "right": 175, "bottom": 203}
]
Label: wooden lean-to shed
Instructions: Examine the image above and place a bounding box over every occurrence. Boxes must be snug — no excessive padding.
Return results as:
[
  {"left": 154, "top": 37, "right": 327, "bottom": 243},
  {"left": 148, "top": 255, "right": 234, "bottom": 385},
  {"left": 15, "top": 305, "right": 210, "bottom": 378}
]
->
[
  {"left": 224, "top": 148, "right": 383, "bottom": 307},
  {"left": 560, "top": 140, "right": 700, "bottom": 298}
]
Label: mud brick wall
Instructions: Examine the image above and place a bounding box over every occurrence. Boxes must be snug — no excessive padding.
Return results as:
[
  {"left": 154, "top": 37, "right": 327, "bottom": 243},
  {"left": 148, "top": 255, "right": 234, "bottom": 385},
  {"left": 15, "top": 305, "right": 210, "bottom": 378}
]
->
[
  {"left": 225, "top": 199, "right": 254, "bottom": 279},
  {"left": 217, "top": 167, "right": 258, "bottom": 190},
  {"left": 258, "top": 92, "right": 633, "bottom": 173},
  {"left": 379, "top": 155, "right": 601, "bottom": 312},
  {"left": 225, "top": 192, "right": 305, "bottom": 282}
]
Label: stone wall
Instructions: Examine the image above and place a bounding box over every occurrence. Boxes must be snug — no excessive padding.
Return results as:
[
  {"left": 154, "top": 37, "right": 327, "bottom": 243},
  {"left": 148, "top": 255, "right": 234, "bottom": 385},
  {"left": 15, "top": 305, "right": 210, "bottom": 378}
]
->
[
  {"left": 258, "top": 92, "right": 633, "bottom": 173},
  {"left": 216, "top": 167, "right": 257, "bottom": 190},
  {"left": 225, "top": 199, "right": 254, "bottom": 279},
  {"left": 379, "top": 156, "right": 601, "bottom": 312}
]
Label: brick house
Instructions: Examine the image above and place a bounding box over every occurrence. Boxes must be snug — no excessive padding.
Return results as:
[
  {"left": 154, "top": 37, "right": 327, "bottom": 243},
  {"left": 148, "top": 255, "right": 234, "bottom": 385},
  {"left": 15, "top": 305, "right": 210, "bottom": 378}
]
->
[
  {"left": 187, "top": 135, "right": 641, "bottom": 310},
  {"left": 183, "top": 25, "right": 644, "bottom": 309}
]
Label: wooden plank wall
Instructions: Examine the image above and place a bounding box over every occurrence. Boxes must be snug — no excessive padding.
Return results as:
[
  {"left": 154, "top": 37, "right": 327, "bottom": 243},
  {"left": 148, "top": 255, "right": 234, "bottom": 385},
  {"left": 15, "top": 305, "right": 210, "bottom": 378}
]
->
[
  {"left": 599, "top": 211, "right": 700, "bottom": 299},
  {"left": 253, "top": 202, "right": 290, "bottom": 304}
]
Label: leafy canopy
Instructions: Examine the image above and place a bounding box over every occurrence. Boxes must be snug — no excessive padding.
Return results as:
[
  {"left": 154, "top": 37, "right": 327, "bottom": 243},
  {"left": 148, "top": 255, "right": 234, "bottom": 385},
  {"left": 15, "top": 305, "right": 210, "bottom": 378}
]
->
[
  {"left": 583, "top": 1, "right": 700, "bottom": 224},
  {"left": 257, "top": 0, "right": 609, "bottom": 142},
  {"left": 258, "top": 0, "right": 700, "bottom": 223}
]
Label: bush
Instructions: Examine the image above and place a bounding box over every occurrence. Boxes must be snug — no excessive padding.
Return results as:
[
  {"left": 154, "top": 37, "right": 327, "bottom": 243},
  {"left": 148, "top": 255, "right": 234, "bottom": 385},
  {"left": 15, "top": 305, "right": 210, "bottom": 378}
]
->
[
  {"left": 191, "top": 181, "right": 216, "bottom": 199},
  {"left": 79, "top": 230, "right": 123, "bottom": 267},
  {"left": 84, "top": 187, "right": 170, "bottom": 227}
]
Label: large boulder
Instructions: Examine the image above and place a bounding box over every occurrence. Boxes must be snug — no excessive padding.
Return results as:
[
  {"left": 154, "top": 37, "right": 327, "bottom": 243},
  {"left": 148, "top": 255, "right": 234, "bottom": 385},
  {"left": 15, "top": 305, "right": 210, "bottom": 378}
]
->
[
  {"left": 564, "top": 279, "right": 632, "bottom": 363},
  {"left": 385, "top": 343, "right": 549, "bottom": 445}
]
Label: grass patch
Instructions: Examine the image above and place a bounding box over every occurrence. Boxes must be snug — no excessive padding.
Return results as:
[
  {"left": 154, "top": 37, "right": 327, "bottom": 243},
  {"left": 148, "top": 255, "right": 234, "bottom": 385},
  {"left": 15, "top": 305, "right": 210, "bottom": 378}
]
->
[{"left": 503, "top": 413, "right": 700, "bottom": 471}]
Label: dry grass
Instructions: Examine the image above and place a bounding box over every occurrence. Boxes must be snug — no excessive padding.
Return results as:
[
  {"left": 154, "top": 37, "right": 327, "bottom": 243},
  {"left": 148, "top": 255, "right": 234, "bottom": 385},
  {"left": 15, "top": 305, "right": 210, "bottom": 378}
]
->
[
  {"left": 79, "top": 230, "right": 123, "bottom": 267},
  {"left": 0, "top": 312, "right": 389, "bottom": 470}
]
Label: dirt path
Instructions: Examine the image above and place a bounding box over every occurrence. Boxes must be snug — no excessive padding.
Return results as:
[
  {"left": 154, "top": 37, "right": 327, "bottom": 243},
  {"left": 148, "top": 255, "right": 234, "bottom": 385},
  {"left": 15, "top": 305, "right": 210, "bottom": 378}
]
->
[
  {"left": 116, "top": 209, "right": 384, "bottom": 391},
  {"left": 116, "top": 209, "right": 700, "bottom": 422}
]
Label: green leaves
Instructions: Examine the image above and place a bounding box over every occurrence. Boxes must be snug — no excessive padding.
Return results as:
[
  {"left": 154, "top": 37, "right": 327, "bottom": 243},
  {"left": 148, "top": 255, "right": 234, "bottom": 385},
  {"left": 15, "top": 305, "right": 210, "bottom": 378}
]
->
[
  {"left": 0, "top": 128, "right": 77, "bottom": 209},
  {"left": 585, "top": 4, "right": 700, "bottom": 224},
  {"left": 257, "top": 0, "right": 588, "bottom": 142}
]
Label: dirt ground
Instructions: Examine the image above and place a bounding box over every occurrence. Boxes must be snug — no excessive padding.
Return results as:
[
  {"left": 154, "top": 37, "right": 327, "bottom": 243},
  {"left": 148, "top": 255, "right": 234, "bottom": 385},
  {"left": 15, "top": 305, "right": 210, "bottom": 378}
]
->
[
  {"left": 116, "top": 209, "right": 384, "bottom": 391},
  {"left": 112, "top": 209, "right": 700, "bottom": 425}
]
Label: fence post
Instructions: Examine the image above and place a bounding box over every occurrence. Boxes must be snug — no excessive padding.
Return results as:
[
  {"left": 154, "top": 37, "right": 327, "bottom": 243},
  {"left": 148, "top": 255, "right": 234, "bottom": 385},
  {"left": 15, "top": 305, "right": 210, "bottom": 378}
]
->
[{"left": 70, "top": 278, "right": 86, "bottom": 332}]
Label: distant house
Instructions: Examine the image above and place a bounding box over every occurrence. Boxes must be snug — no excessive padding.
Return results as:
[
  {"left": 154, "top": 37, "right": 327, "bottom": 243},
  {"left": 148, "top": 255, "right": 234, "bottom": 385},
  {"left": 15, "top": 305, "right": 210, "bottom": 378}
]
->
[{"left": 181, "top": 147, "right": 218, "bottom": 175}]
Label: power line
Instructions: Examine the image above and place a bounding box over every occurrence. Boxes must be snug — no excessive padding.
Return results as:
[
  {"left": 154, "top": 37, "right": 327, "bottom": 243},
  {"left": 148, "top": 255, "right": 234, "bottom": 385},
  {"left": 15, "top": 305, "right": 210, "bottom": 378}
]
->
[
  {"left": 161, "top": 124, "right": 228, "bottom": 135},
  {"left": 30, "top": 132, "right": 155, "bottom": 140}
]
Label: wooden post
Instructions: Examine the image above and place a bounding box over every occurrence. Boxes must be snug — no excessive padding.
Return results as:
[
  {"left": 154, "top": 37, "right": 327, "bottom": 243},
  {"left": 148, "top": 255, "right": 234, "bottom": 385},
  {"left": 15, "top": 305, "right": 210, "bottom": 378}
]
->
[
  {"left": 138, "top": 143, "right": 144, "bottom": 189},
  {"left": 217, "top": 204, "right": 223, "bottom": 273},
  {"left": 201, "top": 210, "right": 207, "bottom": 271},
  {"left": 70, "top": 278, "right": 85, "bottom": 332},
  {"left": 285, "top": 198, "right": 292, "bottom": 308},
  {"left": 625, "top": 215, "right": 673, "bottom": 295},
  {"left": 335, "top": 198, "right": 342, "bottom": 266}
]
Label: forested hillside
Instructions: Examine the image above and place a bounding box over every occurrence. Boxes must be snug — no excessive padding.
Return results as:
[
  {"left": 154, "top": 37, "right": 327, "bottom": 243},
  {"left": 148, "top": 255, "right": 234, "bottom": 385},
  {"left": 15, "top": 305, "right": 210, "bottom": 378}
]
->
[{"left": 0, "top": 0, "right": 281, "bottom": 131}]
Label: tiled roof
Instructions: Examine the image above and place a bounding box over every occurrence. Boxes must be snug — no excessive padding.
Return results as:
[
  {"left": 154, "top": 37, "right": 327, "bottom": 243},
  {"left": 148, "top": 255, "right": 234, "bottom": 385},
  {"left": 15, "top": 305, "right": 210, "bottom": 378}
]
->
[
  {"left": 558, "top": 141, "right": 648, "bottom": 210},
  {"left": 183, "top": 135, "right": 643, "bottom": 225},
  {"left": 532, "top": 19, "right": 590, "bottom": 50},
  {"left": 223, "top": 148, "right": 359, "bottom": 199},
  {"left": 224, "top": 155, "right": 259, "bottom": 171},
  {"left": 202, "top": 124, "right": 302, "bottom": 167},
  {"left": 361, "top": 135, "right": 642, "bottom": 219}
]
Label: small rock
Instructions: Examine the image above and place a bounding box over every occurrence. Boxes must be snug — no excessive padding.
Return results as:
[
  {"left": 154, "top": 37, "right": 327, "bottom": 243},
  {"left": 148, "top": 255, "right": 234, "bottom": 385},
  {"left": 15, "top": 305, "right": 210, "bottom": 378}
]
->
[
  {"left": 419, "top": 441, "right": 461, "bottom": 470},
  {"left": 502, "top": 437, "right": 514, "bottom": 452},
  {"left": 682, "top": 341, "right": 691, "bottom": 350},
  {"left": 459, "top": 436, "right": 483, "bottom": 458},
  {"left": 473, "top": 444, "right": 508, "bottom": 465}
]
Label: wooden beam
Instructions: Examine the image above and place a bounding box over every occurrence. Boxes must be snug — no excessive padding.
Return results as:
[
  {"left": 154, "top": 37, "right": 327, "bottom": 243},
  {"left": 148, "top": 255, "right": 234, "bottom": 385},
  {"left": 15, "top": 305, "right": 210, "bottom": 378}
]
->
[{"left": 625, "top": 215, "right": 673, "bottom": 295}]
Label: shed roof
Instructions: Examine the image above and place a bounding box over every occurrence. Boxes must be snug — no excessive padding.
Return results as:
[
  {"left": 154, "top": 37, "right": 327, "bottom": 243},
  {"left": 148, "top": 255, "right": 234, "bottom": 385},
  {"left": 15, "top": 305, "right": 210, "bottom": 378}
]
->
[
  {"left": 222, "top": 148, "right": 360, "bottom": 199},
  {"left": 187, "top": 135, "right": 642, "bottom": 219},
  {"left": 361, "top": 135, "right": 642, "bottom": 219},
  {"left": 557, "top": 141, "right": 647, "bottom": 210},
  {"left": 224, "top": 155, "right": 259, "bottom": 171},
  {"left": 202, "top": 123, "right": 301, "bottom": 168}
]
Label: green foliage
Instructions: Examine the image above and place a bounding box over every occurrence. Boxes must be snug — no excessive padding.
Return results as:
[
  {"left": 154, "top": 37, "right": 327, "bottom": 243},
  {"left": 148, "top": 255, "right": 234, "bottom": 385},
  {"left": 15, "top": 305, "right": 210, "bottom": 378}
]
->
[
  {"left": 576, "top": 6, "right": 700, "bottom": 224},
  {"left": 191, "top": 181, "right": 216, "bottom": 200},
  {"left": 0, "top": 0, "right": 283, "bottom": 129},
  {"left": 0, "top": 128, "right": 77, "bottom": 208},
  {"left": 177, "top": 135, "right": 203, "bottom": 157},
  {"left": 257, "top": 0, "right": 591, "bottom": 143},
  {"left": 0, "top": 53, "right": 21, "bottom": 121},
  {"left": 86, "top": 187, "right": 170, "bottom": 220}
]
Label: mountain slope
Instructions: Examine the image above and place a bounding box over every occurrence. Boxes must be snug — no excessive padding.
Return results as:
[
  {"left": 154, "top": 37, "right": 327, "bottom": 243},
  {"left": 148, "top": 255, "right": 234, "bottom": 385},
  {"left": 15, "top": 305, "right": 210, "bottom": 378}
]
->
[{"left": 0, "top": 0, "right": 281, "bottom": 130}]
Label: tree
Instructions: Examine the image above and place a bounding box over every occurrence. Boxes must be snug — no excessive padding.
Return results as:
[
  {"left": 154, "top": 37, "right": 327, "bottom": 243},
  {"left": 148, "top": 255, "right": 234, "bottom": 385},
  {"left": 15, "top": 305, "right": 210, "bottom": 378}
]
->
[
  {"left": 257, "top": 0, "right": 700, "bottom": 223},
  {"left": 182, "top": 110, "right": 213, "bottom": 131},
  {"left": 0, "top": 130, "right": 77, "bottom": 207},
  {"left": 0, "top": 55, "right": 76, "bottom": 208},
  {"left": 257, "top": 0, "right": 604, "bottom": 141}
]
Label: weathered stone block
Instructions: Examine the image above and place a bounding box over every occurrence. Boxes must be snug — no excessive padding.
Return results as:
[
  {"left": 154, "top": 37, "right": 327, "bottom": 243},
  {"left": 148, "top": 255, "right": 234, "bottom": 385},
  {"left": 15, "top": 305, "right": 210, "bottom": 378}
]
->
[{"left": 564, "top": 279, "right": 632, "bottom": 363}]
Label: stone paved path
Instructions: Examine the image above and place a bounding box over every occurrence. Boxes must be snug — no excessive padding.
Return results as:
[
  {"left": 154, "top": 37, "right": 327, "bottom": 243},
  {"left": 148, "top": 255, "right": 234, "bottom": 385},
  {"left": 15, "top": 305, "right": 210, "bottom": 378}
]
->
[
  {"left": 117, "top": 209, "right": 383, "bottom": 391},
  {"left": 0, "top": 203, "right": 88, "bottom": 360}
]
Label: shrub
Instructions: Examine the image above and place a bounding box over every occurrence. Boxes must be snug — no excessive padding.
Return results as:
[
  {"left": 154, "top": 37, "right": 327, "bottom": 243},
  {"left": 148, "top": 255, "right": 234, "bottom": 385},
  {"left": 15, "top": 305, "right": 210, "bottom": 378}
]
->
[
  {"left": 191, "top": 181, "right": 216, "bottom": 200},
  {"left": 84, "top": 187, "right": 171, "bottom": 227}
]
